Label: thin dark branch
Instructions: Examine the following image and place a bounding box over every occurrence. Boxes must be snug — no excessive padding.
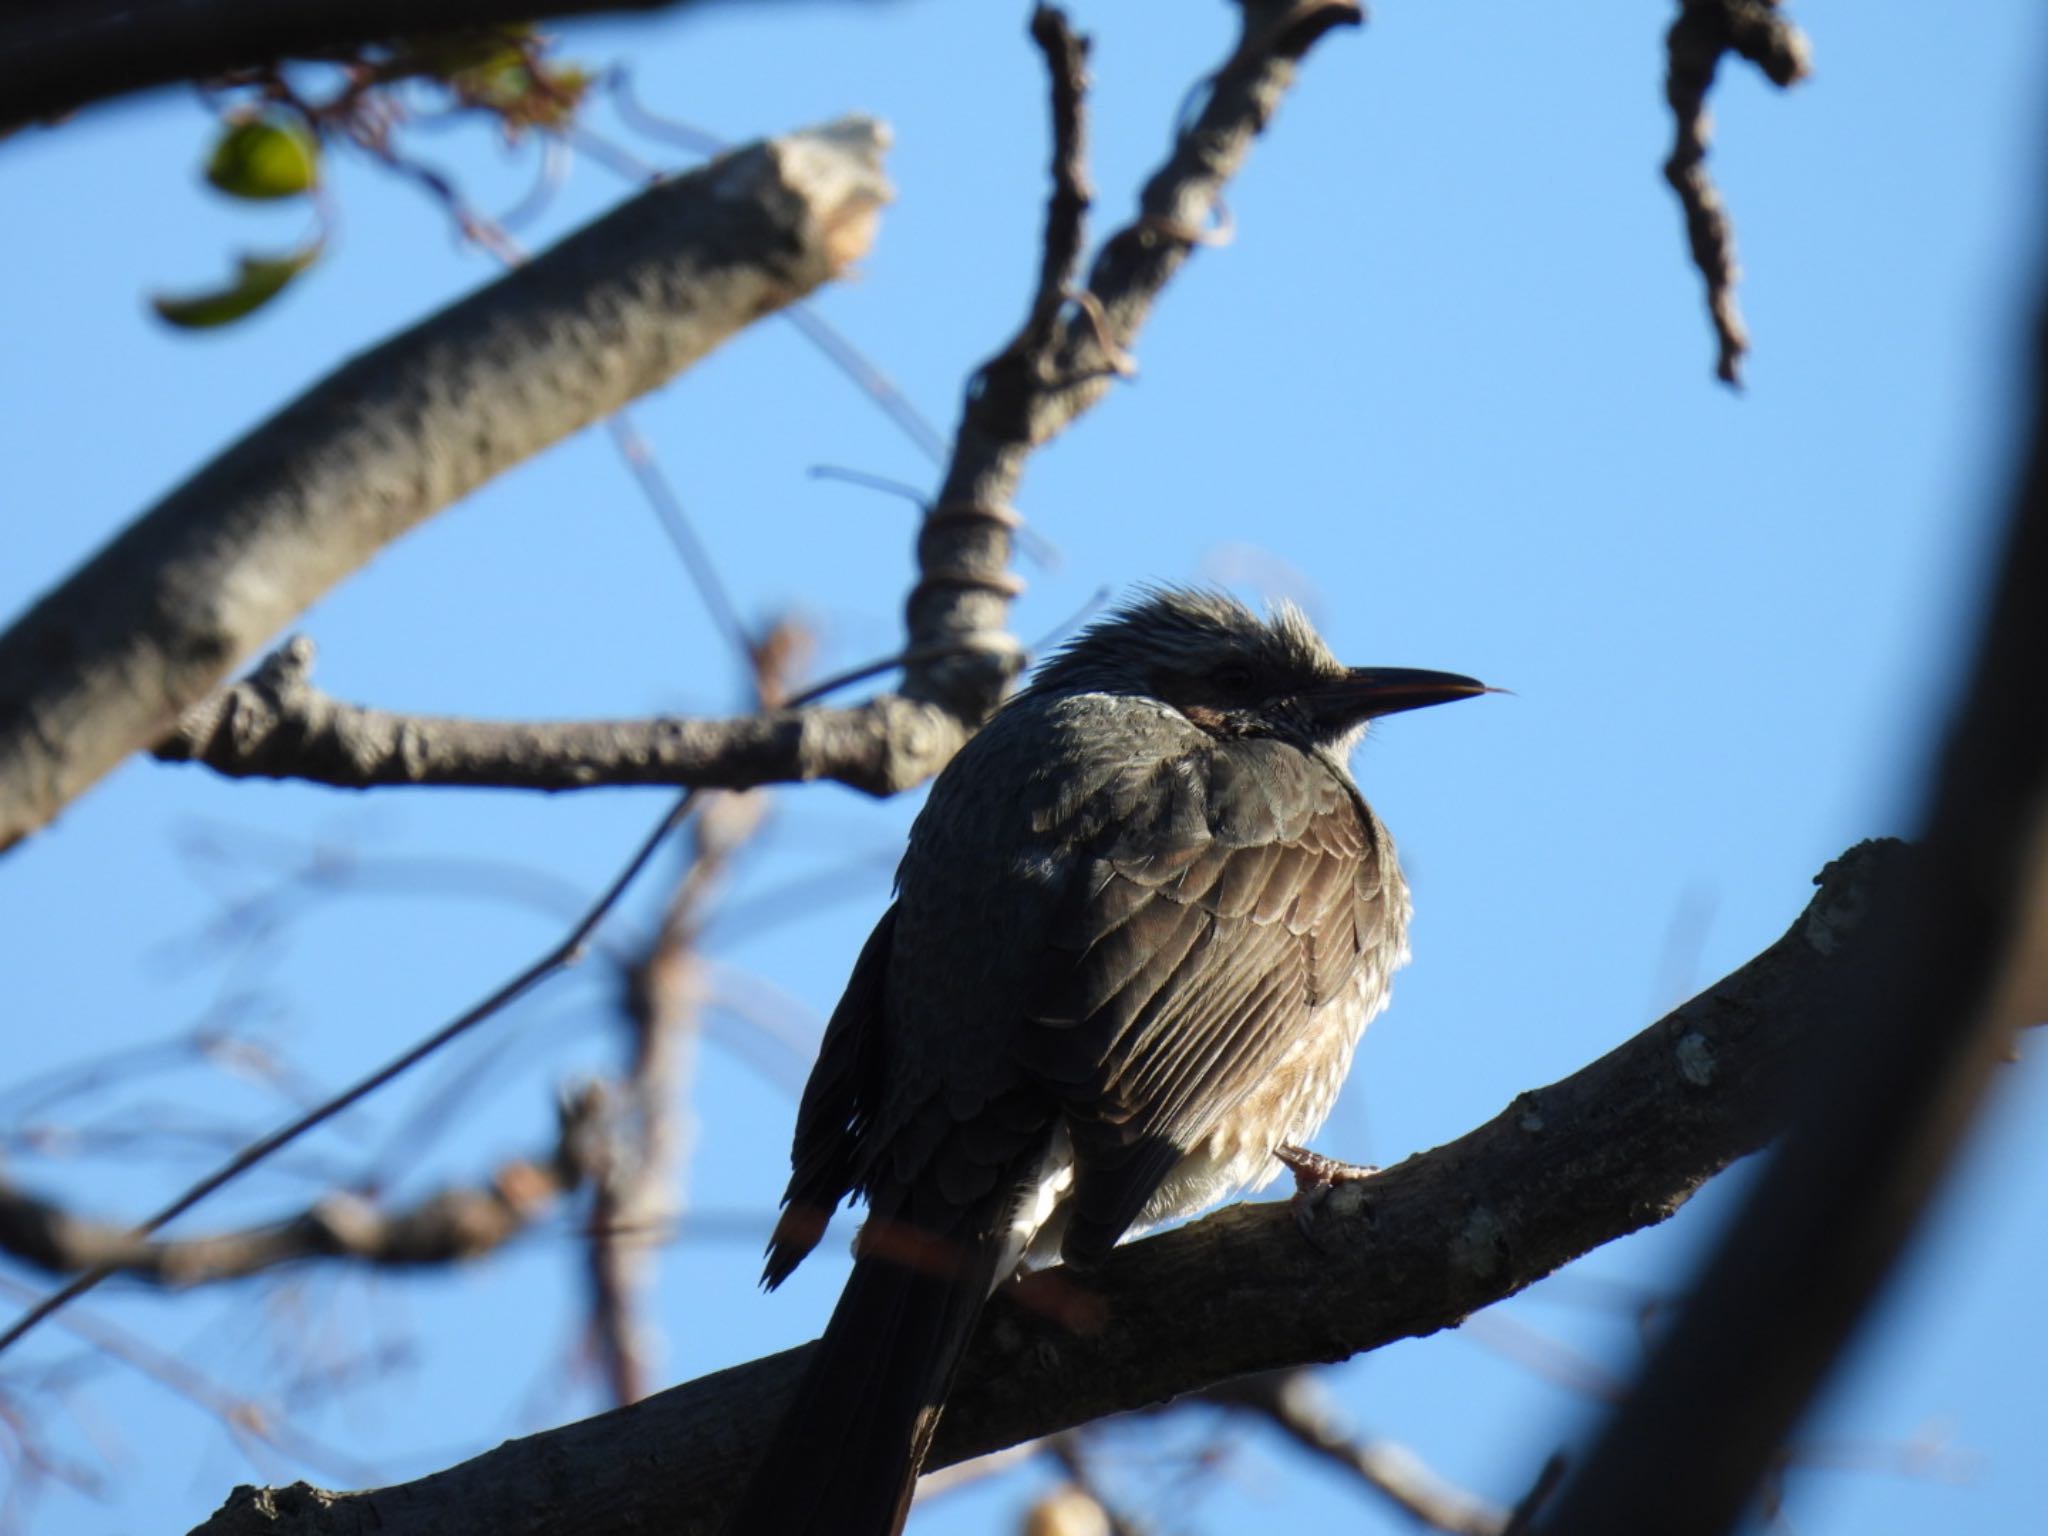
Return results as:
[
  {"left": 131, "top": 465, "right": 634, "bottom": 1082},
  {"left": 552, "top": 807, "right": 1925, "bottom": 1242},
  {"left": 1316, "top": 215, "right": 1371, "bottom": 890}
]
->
[
  {"left": 189, "top": 841, "right": 1924, "bottom": 1536},
  {"left": 0, "top": 1274, "right": 379, "bottom": 1488},
  {"left": 0, "top": 793, "right": 699, "bottom": 1360},
  {"left": 586, "top": 633, "right": 790, "bottom": 1405},
  {"left": 151, "top": 0, "right": 1349, "bottom": 817},
  {"left": 604, "top": 413, "right": 755, "bottom": 668},
  {"left": 1204, "top": 1369, "right": 1507, "bottom": 1534},
  {"left": 781, "top": 304, "right": 952, "bottom": 466},
  {"left": 0, "top": 1088, "right": 604, "bottom": 1287},
  {"left": 0, "top": 0, "right": 896, "bottom": 133},
  {"left": 0, "top": 118, "right": 889, "bottom": 853},
  {"left": 1531, "top": 167, "right": 2048, "bottom": 1534},
  {"left": 1662, "top": 0, "right": 1812, "bottom": 386}
]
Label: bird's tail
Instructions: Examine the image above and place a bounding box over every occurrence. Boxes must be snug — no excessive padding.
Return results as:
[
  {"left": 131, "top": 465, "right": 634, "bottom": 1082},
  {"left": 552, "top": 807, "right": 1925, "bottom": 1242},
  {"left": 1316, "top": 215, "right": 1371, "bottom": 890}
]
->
[{"left": 725, "top": 1213, "right": 1006, "bottom": 1536}]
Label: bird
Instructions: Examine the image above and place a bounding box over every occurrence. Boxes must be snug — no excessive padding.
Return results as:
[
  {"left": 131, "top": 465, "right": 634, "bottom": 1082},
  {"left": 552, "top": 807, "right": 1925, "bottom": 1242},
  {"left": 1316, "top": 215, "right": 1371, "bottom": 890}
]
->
[{"left": 727, "top": 586, "right": 1489, "bottom": 1535}]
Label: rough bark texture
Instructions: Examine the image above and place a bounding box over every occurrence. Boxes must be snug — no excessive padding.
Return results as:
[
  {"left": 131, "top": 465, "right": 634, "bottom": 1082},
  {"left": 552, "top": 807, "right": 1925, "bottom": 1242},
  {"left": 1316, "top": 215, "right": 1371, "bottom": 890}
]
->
[
  {"left": 147, "top": 0, "right": 1359, "bottom": 816},
  {"left": 898, "top": 0, "right": 1364, "bottom": 724},
  {"left": 188, "top": 839, "right": 1907, "bottom": 1536},
  {"left": 154, "top": 637, "right": 969, "bottom": 797},
  {"left": 0, "top": 119, "right": 889, "bottom": 853}
]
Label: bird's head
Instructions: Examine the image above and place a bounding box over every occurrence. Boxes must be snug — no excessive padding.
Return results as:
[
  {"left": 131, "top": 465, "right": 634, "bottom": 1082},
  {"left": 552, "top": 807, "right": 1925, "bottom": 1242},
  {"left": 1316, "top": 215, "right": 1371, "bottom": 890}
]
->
[{"left": 1026, "top": 586, "right": 1491, "bottom": 753}]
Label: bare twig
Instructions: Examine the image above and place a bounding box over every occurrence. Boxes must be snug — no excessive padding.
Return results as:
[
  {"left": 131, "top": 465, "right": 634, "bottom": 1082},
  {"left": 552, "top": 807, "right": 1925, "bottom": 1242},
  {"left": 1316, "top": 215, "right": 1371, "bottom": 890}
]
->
[
  {"left": 0, "top": 792, "right": 699, "bottom": 1360},
  {"left": 1662, "top": 0, "right": 1812, "bottom": 386},
  {"left": 604, "top": 412, "right": 754, "bottom": 665},
  {"left": 899, "top": 0, "right": 1363, "bottom": 724},
  {"left": 1019, "top": 6, "right": 1093, "bottom": 353},
  {"left": 586, "top": 630, "right": 793, "bottom": 1404},
  {"left": 1044, "top": 1432, "right": 1145, "bottom": 1536},
  {"left": 1206, "top": 1369, "right": 1507, "bottom": 1534},
  {"left": 781, "top": 304, "right": 953, "bottom": 466},
  {"left": 0, "top": 1273, "right": 379, "bottom": 1487},
  {"left": 0, "top": 117, "right": 889, "bottom": 852},
  {"left": 189, "top": 841, "right": 1928, "bottom": 1536},
  {"left": 155, "top": 0, "right": 1348, "bottom": 815},
  {"left": 0, "top": 1088, "right": 604, "bottom": 1288}
]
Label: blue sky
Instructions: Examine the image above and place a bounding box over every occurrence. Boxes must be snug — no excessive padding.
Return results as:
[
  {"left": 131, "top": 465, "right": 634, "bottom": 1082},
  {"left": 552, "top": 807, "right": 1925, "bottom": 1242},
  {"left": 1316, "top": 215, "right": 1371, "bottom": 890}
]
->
[{"left": 1, "top": 1, "right": 2044, "bottom": 1532}]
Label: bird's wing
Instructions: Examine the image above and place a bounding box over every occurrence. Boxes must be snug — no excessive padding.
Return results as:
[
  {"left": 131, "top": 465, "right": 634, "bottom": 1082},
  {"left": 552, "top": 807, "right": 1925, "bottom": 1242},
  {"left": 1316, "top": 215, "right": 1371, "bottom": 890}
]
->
[
  {"left": 1018, "top": 741, "right": 1392, "bottom": 1262},
  {"left": 763, "top": 903, "right": 897, "bottom": 1289}
]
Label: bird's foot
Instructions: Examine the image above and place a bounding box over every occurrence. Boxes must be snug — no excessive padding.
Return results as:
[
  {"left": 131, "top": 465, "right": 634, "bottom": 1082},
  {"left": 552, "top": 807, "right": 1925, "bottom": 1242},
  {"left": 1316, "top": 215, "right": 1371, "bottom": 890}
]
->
[{"left": 1275, "top": 1144, "right": 1379, "bottom": 1248}]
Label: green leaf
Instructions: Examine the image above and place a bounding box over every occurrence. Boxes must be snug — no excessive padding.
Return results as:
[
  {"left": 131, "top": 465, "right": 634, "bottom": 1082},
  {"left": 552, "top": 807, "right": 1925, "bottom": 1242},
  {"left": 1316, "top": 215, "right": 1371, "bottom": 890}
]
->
[
  {"left": 151, "top": 245, "right": 320, "bottom": 330},
  {"left": 205, "top": 116, "right": 319, "bottom": 200}
]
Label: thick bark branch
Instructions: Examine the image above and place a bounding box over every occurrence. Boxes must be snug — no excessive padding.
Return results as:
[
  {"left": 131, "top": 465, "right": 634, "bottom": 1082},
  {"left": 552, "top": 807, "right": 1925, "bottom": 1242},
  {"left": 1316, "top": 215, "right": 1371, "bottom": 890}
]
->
[
  {"left": 899, "top": 0, "right": 1364, "bottom": 721},
  {"left": 188, "top": 838, "right": 1908, "bottom": 1536},
  {"left": 154, "top": 0, "right": 1354, "bottom": 808},
  {"left": 0, "top": 0, "right": 883, "bottom": 133},
  {"left": 0, "top": 118, "right": 889, "bottom": 853},
  {"left": 153, "top": 636, "right": 968, "bottom": 797}
]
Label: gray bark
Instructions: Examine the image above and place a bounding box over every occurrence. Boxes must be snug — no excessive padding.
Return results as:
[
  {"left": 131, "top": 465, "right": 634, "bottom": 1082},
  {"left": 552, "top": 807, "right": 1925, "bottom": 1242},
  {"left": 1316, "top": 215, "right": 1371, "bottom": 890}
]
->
[
  {"left": 0, "top": 118, "right": 890, "bottom": 852},
  {"left": 153, "top": 637, "right": 970, "bottom": 798}
]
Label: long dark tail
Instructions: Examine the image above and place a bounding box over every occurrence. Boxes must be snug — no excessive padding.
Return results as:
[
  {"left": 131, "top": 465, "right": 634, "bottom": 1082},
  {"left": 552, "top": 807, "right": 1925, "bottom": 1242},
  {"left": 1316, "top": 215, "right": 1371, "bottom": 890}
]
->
[{"left": 725, "top": 1219, "right": 1006, "bottom": 1536}]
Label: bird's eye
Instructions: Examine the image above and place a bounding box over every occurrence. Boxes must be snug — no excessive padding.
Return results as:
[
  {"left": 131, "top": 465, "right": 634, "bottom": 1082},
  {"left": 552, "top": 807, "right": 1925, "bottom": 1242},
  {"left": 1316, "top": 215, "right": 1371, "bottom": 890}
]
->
[{"left": 1210, "top": 663, "right": 1257, "bottom": 694}]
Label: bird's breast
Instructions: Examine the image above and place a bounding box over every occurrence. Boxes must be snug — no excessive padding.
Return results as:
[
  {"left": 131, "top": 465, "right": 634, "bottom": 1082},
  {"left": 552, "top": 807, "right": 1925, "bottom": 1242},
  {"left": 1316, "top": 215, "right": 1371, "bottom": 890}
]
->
[{"left": 1129, "top": 941, "right": 1400, "bottom": 1234}]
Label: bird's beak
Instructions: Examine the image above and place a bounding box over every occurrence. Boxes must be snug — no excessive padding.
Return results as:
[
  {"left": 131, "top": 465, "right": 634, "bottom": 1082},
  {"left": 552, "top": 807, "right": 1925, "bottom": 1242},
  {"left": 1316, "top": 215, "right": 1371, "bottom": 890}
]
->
[{"left": 1306, "top": 667, "right": 1495, "bottom": 727}]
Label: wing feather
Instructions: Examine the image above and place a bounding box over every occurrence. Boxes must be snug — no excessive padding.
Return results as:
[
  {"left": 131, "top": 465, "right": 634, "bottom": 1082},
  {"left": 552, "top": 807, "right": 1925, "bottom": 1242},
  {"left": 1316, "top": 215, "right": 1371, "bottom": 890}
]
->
[{"left": 1020, "top": 742, "right": 1388, "bottom": 1261}]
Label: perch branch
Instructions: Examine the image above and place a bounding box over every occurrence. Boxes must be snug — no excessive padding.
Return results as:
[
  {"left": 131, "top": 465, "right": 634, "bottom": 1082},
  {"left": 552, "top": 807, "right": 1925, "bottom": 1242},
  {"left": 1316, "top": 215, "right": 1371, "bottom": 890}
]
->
[{"left": 188, "top": 840, "right": 1916, "bottom": 1536}]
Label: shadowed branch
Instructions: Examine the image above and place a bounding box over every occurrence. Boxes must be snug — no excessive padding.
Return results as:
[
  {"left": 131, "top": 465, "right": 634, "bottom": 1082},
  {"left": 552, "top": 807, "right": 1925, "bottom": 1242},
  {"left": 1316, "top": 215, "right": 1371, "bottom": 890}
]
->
[{"left": 189, "top": 840, "right": 1918, "bottom": 1536}]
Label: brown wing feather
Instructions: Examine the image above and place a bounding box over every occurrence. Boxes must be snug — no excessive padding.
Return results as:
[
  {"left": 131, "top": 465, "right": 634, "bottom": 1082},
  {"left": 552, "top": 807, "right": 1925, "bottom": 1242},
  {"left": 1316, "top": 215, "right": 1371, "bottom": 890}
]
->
[{"left": 1021, "top": 742, "right": 1387, "bottom": 1261}]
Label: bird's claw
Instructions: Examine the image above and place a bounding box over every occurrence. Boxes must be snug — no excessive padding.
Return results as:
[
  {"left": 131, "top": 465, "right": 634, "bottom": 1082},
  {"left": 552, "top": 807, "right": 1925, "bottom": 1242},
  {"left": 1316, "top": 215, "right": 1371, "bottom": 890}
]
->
[{"left": 1275, "top": 1144, "right": 1379, "bottom": 1249}]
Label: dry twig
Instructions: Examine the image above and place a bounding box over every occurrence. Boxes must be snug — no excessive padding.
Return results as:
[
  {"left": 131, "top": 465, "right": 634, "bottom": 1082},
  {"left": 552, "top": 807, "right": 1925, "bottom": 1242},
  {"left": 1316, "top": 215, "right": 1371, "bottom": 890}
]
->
[
  {"left": 1662, "top": 0, "right": 1812, "bottom": 385},
  {"left": 0, "top": 1089, "right": 605, "bottom": 1287}
]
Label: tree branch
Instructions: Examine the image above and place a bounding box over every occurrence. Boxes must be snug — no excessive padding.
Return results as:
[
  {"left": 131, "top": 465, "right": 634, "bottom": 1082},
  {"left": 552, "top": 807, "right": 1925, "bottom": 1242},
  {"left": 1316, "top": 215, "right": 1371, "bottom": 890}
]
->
[
  {"left": 0, "top": 0, "right": 890, "bottom": 134},
  {"left": 152, "top": 636, "right": 970, "bottom": 798},
  {"left": 0, "top": 1087, "right": 604, "bottom": 1287},
  {"left": 188, "top": 839, "right": 1911, "bottom": 1536},
  {"left": 898, "top": 0, "right": 1364, "bottom": 722},
  {"left": 0, "top": 117, "right": 890, "bottom": 853},
  {"left": 153, "top": 0, "right": 1357, "bottom": 808},
  {"left": 1203, "top": 1369, "right": 1507, "bottom": 1535},
  {"left": 1663, "top": 0, "right": 1812, "bottom": 386}
]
